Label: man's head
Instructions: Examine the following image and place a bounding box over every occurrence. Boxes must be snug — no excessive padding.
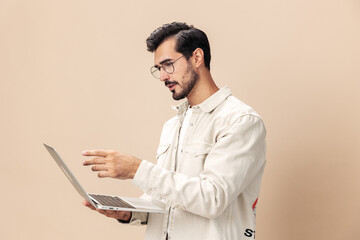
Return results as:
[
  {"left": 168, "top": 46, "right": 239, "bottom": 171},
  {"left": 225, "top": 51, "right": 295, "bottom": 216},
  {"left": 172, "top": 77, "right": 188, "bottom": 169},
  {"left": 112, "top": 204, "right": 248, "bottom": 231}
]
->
[
  {"left": 147, "top": 22, "right": 211, "bottom": 101},
  {"left": 146, "top": 22, "right": 211, "bottom": 70}
]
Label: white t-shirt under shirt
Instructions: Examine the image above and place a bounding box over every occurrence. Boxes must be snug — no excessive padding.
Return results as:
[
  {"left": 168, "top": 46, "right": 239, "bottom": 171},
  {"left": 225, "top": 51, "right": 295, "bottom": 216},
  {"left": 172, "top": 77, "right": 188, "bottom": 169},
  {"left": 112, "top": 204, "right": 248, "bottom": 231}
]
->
[{"left": 176, "top": 106, "right": 193, "bottom": 165}]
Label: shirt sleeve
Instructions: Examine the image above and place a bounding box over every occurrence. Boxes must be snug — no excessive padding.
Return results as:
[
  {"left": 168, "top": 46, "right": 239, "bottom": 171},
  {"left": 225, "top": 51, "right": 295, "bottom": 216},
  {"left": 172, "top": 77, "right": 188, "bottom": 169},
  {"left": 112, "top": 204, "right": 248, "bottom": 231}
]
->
[{"left": 132, "top": 114, "right": 266, "bottom": 219}]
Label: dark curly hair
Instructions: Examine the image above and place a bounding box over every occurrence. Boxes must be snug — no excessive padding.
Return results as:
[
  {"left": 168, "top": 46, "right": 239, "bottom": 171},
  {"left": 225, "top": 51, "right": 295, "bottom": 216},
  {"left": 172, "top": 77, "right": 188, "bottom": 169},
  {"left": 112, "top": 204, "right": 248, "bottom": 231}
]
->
[{"left": 146, "top": 22, "right": 211, "bottom": 70}]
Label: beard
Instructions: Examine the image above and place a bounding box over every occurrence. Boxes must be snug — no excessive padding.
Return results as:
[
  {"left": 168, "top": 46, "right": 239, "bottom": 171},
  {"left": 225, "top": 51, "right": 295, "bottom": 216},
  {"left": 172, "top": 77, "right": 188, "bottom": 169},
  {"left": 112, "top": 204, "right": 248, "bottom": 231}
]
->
[{"left": 168, "top": 63, "right": 199, "bottom": 101}]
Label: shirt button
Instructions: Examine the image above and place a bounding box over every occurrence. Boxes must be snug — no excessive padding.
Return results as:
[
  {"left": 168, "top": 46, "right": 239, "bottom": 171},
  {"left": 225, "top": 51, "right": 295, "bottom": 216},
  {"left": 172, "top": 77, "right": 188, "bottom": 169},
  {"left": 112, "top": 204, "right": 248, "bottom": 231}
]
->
[{"left": 190, "top": 123, "right": 193, "bottom": 126}]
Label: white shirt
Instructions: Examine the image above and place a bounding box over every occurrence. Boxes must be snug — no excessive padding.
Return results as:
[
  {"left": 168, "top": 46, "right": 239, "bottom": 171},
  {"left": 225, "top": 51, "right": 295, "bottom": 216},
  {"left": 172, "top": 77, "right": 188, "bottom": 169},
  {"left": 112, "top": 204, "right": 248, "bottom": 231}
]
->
[{"left": 129, "top": 87, "right": 266, "bottom": 240}]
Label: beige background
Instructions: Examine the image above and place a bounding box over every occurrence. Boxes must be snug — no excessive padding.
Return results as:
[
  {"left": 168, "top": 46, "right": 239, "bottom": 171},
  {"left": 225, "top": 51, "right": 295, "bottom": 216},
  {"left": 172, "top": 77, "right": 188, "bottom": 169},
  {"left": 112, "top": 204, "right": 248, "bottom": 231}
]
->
[{"left": 1, "top": 0, "right": 359, "bottom": 239}]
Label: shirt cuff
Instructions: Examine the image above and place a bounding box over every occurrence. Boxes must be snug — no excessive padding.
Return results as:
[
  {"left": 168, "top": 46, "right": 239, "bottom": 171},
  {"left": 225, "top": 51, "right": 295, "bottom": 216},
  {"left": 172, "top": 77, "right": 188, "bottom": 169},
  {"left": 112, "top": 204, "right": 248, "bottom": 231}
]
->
[{"left": 132, "top": 160, "right": 161, "bottom": 194}]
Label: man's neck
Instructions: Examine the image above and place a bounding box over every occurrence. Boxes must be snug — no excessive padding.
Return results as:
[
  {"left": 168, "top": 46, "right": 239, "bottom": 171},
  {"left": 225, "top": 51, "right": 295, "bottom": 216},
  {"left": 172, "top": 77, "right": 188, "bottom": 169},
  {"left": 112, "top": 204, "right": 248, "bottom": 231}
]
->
[{"left": 187, "top": 71, "right": 219, "bottom": 107}]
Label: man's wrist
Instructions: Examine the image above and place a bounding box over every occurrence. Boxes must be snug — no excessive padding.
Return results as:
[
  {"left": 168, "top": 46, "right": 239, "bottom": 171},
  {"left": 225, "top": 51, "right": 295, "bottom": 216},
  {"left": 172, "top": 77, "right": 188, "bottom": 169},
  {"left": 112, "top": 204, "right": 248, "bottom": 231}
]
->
[
  {"left": 117, "top": 212, "right": 132, "bottom": 223},
  {"left": 130, "top": 158, "right": 142, "bottom": 179}
]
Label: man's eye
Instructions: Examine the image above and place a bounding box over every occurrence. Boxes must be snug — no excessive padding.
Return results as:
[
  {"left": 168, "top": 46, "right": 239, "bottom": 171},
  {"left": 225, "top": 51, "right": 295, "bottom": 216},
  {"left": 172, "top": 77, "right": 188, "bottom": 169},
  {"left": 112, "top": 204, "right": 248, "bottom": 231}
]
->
[{"left": 163, "top": 62, "right": 172, "bottom": 67}]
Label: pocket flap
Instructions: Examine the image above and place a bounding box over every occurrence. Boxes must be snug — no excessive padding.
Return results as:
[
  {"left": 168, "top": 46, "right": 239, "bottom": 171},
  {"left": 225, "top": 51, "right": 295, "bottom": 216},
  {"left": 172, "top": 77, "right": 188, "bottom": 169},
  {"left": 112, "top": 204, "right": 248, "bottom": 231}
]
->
[{"left": 185, "top": 143, "right": 212, "bottom": 157}]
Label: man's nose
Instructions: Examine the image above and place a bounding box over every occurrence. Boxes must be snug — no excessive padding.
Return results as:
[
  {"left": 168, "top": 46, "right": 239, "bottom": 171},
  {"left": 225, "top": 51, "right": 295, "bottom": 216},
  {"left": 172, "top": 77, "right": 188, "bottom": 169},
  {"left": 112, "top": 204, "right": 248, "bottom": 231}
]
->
[{"left": 159, "top": 68, "right": 170, "bottom": 82}]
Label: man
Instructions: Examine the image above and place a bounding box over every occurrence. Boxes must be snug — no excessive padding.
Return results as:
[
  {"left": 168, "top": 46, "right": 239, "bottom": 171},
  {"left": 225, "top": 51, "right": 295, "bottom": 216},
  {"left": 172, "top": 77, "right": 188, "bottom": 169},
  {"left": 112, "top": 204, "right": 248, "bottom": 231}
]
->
[{"left": 83, "top": 22, "right": 266, "bottom": 240}]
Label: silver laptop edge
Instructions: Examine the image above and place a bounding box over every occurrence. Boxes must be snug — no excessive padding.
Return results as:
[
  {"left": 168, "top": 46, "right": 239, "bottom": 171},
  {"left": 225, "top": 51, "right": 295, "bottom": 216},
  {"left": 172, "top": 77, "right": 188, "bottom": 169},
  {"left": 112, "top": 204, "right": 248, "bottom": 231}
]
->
[
  {"left": 44, "top": 143, "right": 165, "bottom": 213},
  {"left": 44, "top": 144, "right": 96, "bottom": 208}
]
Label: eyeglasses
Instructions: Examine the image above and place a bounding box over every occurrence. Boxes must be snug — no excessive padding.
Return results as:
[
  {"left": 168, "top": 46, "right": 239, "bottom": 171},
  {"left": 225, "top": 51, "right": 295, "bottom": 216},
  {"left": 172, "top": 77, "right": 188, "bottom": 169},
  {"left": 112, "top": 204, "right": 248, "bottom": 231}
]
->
[{"left": 150, "top": 55, "right": 185, "bottom": 79}]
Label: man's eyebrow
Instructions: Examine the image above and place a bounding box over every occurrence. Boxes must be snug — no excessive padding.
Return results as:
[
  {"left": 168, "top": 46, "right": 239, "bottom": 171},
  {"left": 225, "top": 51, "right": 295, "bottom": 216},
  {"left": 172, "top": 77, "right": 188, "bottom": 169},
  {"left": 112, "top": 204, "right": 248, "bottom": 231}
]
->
[{"left": 154, "top": 58, "right": 172, "bottom": 68}]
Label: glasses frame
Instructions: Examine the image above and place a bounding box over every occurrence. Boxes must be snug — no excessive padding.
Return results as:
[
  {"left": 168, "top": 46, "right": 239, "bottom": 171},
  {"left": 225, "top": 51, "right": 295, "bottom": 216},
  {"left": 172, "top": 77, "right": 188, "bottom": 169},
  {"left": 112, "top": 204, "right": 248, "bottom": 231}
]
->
[{"left": 150, "top": 55, "right": 185, "bottom": 79}]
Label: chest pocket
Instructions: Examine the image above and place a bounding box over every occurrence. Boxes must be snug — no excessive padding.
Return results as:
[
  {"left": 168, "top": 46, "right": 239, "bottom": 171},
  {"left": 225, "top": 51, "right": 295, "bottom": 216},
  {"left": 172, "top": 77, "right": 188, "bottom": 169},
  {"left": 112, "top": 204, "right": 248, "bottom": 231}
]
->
[
  {"left": 179, "top": 143, "right": 212, "bottom": 177},
  {"left": 156, "top": 144, "right": 170, "bottom": 168}
]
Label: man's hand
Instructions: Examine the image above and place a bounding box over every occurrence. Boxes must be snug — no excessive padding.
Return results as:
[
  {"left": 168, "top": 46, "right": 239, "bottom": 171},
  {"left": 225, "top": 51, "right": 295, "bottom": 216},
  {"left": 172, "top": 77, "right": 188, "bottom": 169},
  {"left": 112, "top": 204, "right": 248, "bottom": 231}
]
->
[
  {"left": 83, "top": 200, "right": 132, "bottom": 221},
  {"left": 82, "top": 150, "right": 142, "bottom": 179}
]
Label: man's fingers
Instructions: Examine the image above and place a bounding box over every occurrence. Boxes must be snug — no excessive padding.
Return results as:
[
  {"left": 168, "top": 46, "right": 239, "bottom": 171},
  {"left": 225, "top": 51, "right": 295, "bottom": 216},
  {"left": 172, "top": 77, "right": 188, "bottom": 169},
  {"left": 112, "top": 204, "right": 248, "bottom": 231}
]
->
[
  {"left": 91, "top": 165, "right": 108, "bottom": 172},
  {"left": 97, "top": 172, "right": 110, "bottom": 178},
  {"left": 83, "top": 157, "right": 106, "bottom": 166},
  {"left": 83, "top": 200, "right": 96, "bottom": 210},
  {"left": 82, "top": 150, "right": 109, "bottom": 157}
]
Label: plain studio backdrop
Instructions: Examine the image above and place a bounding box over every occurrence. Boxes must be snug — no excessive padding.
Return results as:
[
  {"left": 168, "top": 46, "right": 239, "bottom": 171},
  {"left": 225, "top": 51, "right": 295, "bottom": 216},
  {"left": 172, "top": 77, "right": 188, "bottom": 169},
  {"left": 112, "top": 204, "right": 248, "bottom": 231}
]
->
[{"left": 0, "top": 1, "right": 359, "bottom": 239}]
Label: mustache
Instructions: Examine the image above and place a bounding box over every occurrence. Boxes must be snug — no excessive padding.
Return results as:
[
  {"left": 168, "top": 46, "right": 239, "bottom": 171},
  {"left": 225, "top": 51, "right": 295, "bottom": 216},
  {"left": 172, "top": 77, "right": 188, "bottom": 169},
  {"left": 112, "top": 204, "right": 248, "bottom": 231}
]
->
[{"left": 165, "top": 80, "right": 179, "bottom": 87}]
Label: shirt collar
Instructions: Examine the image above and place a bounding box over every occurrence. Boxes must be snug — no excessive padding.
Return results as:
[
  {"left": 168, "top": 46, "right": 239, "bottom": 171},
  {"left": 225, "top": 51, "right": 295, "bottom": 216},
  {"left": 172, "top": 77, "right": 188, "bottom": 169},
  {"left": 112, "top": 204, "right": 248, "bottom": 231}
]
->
[{"left": 172, "top": 86, "right": 232, "bottom": 114}]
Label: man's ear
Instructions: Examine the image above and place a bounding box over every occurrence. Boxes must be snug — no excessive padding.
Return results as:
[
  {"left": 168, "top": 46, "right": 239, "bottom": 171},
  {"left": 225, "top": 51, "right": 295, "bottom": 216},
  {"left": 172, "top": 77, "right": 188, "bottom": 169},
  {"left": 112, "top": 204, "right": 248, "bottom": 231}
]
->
[{"left": 192, "top": 48, "right": 204, "bottom": 69}]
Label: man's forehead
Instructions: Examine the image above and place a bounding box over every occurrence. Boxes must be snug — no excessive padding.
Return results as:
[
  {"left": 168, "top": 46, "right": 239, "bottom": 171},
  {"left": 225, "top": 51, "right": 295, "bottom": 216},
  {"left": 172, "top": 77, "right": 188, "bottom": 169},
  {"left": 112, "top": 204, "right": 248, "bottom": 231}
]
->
[{"left": 154, "top": 38, "right": 178, "bottom": 64}]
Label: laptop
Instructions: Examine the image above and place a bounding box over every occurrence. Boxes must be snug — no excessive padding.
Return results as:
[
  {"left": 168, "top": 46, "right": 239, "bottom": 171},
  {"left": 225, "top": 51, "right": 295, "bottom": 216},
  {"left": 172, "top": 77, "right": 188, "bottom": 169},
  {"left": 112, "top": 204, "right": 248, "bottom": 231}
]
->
[{"left": 44, "top": 144, "right": 166, "bottom": 213}]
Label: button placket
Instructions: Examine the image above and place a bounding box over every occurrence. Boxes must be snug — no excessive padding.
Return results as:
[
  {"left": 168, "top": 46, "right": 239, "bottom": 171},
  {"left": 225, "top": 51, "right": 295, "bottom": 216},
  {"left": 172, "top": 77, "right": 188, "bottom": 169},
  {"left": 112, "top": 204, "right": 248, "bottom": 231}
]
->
[{"left": 177, "top": 111, "right": 201, "bottom": 173}]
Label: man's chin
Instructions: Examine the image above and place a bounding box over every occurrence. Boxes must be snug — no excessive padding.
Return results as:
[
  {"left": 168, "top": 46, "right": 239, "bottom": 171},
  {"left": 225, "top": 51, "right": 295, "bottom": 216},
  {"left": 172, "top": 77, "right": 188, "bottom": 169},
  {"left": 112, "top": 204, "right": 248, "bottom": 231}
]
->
[{"left": 172, "top": 91, "right": 186, "bottom": 101}]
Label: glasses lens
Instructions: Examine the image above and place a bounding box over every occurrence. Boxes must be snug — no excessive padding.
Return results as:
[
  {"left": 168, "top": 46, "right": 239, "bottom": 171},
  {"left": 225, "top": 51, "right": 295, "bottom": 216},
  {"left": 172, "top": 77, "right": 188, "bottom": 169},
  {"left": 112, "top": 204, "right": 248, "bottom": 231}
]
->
[
  {"left": 150, "top": 66, "right": 160, "bottom": 79},
  {"left": 162, "top": 61, "right": 174, "bottom": 74}
]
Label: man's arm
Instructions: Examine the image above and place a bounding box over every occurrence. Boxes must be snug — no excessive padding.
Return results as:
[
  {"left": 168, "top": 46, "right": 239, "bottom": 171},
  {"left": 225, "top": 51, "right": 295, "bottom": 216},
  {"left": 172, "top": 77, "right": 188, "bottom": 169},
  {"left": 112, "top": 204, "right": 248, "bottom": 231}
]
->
[
  {"left": 82, "top": 114, "right": 265, "bottom": 219},
  {"left": 82, "top": 150, "right": 142, "bottom": 179},
  {"left": 81, "top": 154, "right": 148, "bottom": 224}
]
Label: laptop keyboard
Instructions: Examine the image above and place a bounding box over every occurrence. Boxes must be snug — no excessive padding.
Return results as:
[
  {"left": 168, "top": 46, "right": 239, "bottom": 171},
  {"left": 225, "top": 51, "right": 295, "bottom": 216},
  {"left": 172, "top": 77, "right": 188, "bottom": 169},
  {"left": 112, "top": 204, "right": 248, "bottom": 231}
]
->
[{"left": 89, "top": 194, "right": 135, "bottom": 209}]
